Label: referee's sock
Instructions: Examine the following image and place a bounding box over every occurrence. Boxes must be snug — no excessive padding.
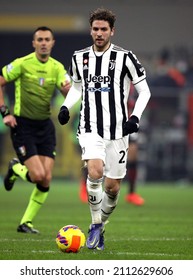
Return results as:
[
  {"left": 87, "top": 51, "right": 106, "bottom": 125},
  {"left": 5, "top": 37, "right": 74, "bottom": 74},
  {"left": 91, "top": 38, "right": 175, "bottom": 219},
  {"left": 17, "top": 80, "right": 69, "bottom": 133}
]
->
[{"left": 20, "top": 184, "right": 49, "bottom": 225}]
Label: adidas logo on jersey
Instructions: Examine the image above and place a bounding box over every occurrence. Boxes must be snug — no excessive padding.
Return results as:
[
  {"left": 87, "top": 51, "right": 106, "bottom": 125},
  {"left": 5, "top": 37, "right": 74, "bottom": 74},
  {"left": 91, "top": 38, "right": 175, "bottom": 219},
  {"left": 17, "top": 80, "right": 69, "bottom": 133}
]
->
[{"left": 83, "top": 64, "right": 88, "bottom": 70}]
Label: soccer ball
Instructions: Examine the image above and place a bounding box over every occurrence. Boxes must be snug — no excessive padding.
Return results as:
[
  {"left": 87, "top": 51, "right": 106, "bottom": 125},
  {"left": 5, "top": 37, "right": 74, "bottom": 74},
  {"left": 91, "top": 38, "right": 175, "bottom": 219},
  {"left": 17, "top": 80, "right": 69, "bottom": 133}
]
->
[{"left": 56, "top": 225, "right": 86, "bottom": 253}]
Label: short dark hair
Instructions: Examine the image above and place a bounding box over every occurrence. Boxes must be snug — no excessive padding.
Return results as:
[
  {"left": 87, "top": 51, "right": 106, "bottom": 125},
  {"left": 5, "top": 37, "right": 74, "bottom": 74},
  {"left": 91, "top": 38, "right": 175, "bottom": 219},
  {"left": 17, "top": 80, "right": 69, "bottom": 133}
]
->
[
  {"left": 33, "top": 26, "right": 54, "bottom": 39},
  {"left": 89, "top": 8, "right": 116, "bottom": 29}
]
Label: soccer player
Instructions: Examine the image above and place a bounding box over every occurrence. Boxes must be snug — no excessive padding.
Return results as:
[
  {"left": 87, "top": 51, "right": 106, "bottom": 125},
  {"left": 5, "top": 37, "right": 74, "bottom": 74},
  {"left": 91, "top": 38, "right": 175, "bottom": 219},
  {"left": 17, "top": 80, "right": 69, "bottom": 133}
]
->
[
  {"left": 125, "top": 134, "right": 145, "bottom": 205},
  {"left": 58, "top": 8, "right": 151, "bottom": 250},
  {"left": 0, "top": 26, "right": 70, "bottom": 233},
  {"left": 125, "top": 85, "right": 144, "bottom": 206}
]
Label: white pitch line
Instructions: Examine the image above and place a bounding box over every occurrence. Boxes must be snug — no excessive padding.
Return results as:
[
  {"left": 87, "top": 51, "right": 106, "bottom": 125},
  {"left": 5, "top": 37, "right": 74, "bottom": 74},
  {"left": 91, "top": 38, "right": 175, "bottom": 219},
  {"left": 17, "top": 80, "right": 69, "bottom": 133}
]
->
[
  {"left": 0, "top": 249, "right": 182, "bottom": 257},
  {"left": 111, "top": 237, "right": 193, "bottom": 241},
  {"left": 0, "top": 238, "right": 54, "bottom": 242},
  {"left": 0, "top": 237, "right": 192, "bottom": 242}
]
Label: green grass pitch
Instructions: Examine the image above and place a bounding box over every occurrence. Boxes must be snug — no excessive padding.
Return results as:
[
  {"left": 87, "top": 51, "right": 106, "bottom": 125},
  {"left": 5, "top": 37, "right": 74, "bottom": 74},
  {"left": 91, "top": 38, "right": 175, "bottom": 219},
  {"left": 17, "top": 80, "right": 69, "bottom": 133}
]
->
[{"left": 0, "top": 179, "right": 193, "bottom": 260}]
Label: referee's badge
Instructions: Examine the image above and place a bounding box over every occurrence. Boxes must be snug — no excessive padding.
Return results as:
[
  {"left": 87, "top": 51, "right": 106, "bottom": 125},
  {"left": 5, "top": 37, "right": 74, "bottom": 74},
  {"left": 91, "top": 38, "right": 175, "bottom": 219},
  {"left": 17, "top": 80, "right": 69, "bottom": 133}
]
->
[
  {"left": 83, "top": 64, "right": 88, "bottom": 71},
  {"left": 39, "top": 78, "right": 45, "bottom": 86},
  {"left": 18, "top": 145, "right": 26, "bottom": 156}
]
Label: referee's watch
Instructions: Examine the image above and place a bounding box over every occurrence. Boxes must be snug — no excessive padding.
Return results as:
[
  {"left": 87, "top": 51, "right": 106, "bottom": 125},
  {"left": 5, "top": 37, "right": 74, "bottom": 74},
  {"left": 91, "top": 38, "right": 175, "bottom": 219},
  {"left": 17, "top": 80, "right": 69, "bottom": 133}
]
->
[{"left": 0, "top": 105, "right": 10, "bottom": 118}]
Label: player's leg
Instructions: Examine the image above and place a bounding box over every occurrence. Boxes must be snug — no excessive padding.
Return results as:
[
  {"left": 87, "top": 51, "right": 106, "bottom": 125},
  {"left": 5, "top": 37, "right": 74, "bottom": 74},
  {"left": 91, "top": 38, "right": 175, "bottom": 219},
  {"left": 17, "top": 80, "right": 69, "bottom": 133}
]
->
[
  {"left": 86, "top": 159, "right": 104, "bottom": 249},
  {"left": 101, "top": 178, "right": 121, "bottom": 223},
  {"left": 99, "top": 137, "right": 128, "bottom": 250},
  {"left": 79, "top": 165, "right": 88, "bottom": 203},
  {"left": 101, "top": 137, "right": 127, "bottom": 223},
  {"left": 125, "top": 136, "right": 144, "bottom": 206},
  {"left": 77, "top": 143, "right": 88, "bottom": 202},
  {"left": 78, "top": 133, "right": 104, "bottom": 249}
]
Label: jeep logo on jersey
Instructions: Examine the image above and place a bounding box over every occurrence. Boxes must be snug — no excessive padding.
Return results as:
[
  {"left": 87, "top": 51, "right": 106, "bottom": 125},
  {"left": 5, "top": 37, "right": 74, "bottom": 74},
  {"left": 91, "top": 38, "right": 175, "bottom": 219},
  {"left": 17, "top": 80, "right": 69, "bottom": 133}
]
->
[{"left": 86, "top": 74, "right": 111, "bottom": 84}]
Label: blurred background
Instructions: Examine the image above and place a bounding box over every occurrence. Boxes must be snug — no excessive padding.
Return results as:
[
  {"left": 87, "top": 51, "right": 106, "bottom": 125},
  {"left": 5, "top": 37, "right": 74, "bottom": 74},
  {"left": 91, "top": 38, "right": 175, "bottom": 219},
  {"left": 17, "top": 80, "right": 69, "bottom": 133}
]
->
[{"left": 1, "top": 0, "right": 193, "bottom": 183}]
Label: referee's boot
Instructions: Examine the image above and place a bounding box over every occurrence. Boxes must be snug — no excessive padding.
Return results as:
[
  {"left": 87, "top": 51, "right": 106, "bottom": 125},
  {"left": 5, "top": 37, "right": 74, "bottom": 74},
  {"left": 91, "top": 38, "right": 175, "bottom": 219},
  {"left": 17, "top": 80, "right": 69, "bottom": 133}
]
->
[
  {"left": 17, "top": 222, "right": 39, "bottom": 234},
  {"left": 4, "top": 158, "right": 20, "bottom": 191}
]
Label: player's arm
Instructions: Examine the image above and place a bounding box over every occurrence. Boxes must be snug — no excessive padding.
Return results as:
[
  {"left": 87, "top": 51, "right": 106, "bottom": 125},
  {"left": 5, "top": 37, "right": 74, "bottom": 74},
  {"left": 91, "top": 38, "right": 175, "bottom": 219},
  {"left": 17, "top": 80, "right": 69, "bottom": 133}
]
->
[
  {"left": 131, "top": 79, "right": 151, "bottom": 119},
  {"left": 61, "top": 81, "right": 81, "bottom": 109},
  {"left": 58, "top": 81, "right": 82, "bottom": 125},
  {"left": 123, "top": 79, "right": 151, "bottom": 135},
  {"left": 0, "top": 72, "right": 17, "bottom": 128}
]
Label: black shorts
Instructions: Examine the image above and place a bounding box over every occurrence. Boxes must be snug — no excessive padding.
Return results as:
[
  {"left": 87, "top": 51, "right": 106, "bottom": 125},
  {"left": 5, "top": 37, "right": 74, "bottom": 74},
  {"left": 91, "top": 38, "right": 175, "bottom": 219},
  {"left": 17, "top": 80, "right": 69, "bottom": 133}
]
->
[{"left": 10, "top": 116, "right": 56, "bottom": 164}]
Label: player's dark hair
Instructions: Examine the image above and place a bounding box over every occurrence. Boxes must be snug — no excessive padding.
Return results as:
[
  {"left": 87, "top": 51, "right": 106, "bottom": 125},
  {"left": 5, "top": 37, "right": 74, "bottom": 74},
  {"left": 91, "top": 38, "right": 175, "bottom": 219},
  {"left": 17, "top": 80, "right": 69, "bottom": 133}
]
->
[
  {"left": 89, "top": 8, "right": 116, "bottom": 29},
  {"left": 33, "top": 26, "right": 54, "bottom": 39}
]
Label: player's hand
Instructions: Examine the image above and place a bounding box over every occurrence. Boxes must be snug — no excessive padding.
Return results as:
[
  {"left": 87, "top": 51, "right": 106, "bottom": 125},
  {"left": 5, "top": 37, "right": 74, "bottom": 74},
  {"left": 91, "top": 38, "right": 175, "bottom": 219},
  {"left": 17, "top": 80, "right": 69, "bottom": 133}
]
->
[
  {"left": 123, "top": 115, "right": 139, "bottom": 135},
  {"left": 58, "top": 106, "right": 70, "bottom": 125}
]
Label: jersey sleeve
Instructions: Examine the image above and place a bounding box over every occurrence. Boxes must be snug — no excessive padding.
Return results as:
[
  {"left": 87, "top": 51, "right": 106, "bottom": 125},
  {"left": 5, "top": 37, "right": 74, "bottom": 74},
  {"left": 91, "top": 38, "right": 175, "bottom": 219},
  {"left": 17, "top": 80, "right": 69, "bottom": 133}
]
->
[
  {"left": 2, "top": 58, "right": 22, "bottom": 82},
  {"left": 69, "top": 54, "right": 81, "bottom": 82},
  {"left": 55, "top": 63, "right": 69, "bottom": 89},
  {"left": 126, "top": 51, "right": 146, "bottom": 85}
]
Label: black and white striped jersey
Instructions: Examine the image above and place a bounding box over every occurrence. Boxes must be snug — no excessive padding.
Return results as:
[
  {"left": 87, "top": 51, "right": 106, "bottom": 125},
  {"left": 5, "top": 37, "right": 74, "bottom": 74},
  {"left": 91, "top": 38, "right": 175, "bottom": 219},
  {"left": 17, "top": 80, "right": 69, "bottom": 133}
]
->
[{"left": 69, "top": 43, "right": 146, "bottom": 140}]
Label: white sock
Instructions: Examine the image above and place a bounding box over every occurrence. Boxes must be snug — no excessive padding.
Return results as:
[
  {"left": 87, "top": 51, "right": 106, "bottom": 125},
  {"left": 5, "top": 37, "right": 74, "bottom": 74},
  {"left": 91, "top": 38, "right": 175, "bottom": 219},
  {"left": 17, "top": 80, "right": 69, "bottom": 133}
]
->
[
  {"left": 87, "top": 176, "right": 103, "bottom": 224},
  {"left": 101, "top": 190, "right": 120, "bottom": 223}
]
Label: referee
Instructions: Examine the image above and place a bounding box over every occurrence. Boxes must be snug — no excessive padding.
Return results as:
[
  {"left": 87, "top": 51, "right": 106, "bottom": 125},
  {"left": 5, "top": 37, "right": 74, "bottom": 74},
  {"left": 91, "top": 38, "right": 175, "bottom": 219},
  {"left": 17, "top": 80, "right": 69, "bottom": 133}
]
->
[
  {"left": 0, "top": 26, "right": 70, "bottom": 233},
  {"left": 58, "top": 8, "right": 151, "bottom": 250}
]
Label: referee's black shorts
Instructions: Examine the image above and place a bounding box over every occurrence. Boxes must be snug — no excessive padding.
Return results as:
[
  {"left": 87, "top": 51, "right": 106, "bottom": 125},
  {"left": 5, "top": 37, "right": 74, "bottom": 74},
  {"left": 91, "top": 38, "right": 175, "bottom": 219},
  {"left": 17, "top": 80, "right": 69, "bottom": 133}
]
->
[{"left": 10, "top": 116, "right": 56, "bottom": 164}]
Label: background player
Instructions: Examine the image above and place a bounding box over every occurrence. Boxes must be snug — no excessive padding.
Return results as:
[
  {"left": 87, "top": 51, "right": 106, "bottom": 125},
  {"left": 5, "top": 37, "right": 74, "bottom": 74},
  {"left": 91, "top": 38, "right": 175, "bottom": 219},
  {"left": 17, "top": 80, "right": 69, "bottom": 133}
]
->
[
  {"left": 125, "top": 85, "right": 144, "bottom": 206},
  {"left": 125, "top": 133, "right": 144, "bottom": 205}
]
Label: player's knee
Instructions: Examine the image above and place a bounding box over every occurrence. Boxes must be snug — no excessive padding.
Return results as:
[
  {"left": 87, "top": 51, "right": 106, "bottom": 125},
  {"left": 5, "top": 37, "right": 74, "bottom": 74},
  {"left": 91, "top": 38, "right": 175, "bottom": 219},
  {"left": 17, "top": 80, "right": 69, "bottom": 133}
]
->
[
  {"left": 87, "top": 159, "right": 104, "bottom": 179},
  {"left": 88, "top": 168, "right": 103, "bottom": 180}
]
